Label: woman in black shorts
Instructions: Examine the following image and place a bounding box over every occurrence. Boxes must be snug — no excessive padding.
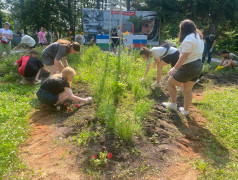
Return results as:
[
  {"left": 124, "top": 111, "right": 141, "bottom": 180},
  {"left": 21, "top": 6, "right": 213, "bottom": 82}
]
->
[
  {"left": 36, "top": 67, "right": 92, "bottom": 107},
  {"left": 162, "top": 19, "right": 204, "bottom": 116},
  {"left": 140, "top": 45, "right": 180, "bottom": 87}
]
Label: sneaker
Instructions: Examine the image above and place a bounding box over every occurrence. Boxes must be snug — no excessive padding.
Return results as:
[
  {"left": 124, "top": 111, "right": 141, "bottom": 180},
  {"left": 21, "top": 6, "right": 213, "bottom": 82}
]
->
[
  {"left": 151, "top": 81, "right": 160, "bottom": 88},
  {"left": 162, "top": 102, "right": 177, "bottom": 111},
  {"left": 195, "top": 78, "right": 200, "bottom": 84},
  {"left": 179, "top": 107, "right": 189, "bottom": 116}
]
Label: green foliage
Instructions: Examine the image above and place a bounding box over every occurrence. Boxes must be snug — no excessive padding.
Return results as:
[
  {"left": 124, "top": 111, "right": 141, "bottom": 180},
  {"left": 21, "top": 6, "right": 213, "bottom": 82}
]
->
[
  {"left": 0, "top": 83, "right": 38, "bottom": 178},
  {"left": 90, "top": 151, "right": 108, "bottom": 168},
  {"left": 73, "top": 46, "right": 155, "bottom": 141},
  {"left": 76, "top": 129, "right": 98, "bottom": 147},
  {"left": 215, "top": 29, "right": 238, "bottom": 53}
]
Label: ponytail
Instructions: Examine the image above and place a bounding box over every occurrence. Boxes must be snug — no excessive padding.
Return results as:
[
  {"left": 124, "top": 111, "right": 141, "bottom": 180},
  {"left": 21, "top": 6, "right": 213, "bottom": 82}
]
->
[{"left": 57, "top": 39, "right": 80, "bottom": 52}]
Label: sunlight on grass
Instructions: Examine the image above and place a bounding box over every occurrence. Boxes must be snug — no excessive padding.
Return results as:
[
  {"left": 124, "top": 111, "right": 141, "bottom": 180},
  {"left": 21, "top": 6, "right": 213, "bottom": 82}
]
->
[{"left": 197, "top": 87, "right": 238, "bottom": 179}]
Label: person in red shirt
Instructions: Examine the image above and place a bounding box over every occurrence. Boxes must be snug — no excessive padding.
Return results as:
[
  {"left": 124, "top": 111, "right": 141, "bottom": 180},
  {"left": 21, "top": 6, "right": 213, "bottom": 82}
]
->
[{"left": 14, "top": 50, "right": 49, "bottom": 84}]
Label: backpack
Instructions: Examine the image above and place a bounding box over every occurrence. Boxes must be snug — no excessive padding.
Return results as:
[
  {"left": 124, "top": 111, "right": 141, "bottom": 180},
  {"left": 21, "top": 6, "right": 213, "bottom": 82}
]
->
[{"left": 160, "top": 44, "right": 170, "bottom": 59}]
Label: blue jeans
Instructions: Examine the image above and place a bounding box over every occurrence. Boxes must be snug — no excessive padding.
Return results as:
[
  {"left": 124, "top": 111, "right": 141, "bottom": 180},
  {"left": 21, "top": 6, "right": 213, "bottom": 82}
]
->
[{"left": 202, "top": 46, "right": 212, "bottom": 64}]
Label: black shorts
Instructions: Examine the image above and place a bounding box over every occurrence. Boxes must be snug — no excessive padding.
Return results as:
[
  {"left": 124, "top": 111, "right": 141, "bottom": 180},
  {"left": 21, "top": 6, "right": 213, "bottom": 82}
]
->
[
  {"left": 173, "top": 59, "right": 203, "bottom": 82},
  {"left": 111, "top": 37, "right": 119, "bottom": 48},
  {"left": 36, "top": 88, "right": 59, "bottom": 105},
  {"left": 162, "top": 51, "right": 180, "bottom": 67}
]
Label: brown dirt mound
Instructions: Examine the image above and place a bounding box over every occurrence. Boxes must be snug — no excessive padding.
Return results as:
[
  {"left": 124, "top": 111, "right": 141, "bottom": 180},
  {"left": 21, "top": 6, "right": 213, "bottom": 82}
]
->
[{"left": 19, "top": 77, "right": 228, "bottom": 179}]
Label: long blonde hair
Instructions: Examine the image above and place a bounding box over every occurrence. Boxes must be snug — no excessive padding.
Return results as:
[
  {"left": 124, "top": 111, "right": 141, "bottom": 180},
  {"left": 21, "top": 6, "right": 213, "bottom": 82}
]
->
[
  {"left": 57, "top": 39, "right": 80, "bottom": 52},
  {"left": 50, "top": 67, "right": 76, "bottom": 81}
]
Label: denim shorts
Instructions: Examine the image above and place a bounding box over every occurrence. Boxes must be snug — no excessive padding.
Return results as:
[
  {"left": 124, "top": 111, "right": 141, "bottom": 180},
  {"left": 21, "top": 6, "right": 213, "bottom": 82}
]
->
[
  {"left": 173, "top": 59, "right": 203, "bottom": 82},
  {"left": 36, "top": 88, "right": 58, "bottom": 105}
]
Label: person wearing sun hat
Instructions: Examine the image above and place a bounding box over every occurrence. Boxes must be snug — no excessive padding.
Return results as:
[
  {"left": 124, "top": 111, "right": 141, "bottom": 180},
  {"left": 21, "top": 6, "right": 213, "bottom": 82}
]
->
[{"left": 0, "top": 22, "right": 13, "bottom": 59}]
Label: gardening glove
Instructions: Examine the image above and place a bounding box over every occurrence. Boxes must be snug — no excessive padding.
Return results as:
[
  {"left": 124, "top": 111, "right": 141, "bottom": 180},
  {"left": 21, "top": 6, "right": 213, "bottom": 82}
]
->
[
  {"left": 168, "top": 67, "right": 177, "bottom": 77},
  {"left": 85, "top": 97, "right": 92, "bottom": 102},
  {"left": 210, "top": 48, "right": 213, "bottom": 53}
]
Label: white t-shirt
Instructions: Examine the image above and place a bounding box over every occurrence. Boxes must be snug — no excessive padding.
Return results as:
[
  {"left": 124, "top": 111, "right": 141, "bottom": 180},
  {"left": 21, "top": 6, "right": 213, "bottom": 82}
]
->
[
  {"left": 151, "top": 46, "right": 178, "bottom": 59},
  {"left": 21, "top": 35, "right": 36, "bottom": 47},
  {"left": 0, "top": 28, "right": 13, "bottom": 43},
  {"left": 179, "top": 33, "right": 204, "bottom": 65}
]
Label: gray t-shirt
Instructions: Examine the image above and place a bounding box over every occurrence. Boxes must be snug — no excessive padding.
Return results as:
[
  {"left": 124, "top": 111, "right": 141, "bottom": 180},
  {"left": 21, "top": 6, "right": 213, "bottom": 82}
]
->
[
  {"left": 41, "top": 42, "right": 69, "bottom": 65},
  {"left": 228, "top": 53, "right": 238, "bottom": 60}
]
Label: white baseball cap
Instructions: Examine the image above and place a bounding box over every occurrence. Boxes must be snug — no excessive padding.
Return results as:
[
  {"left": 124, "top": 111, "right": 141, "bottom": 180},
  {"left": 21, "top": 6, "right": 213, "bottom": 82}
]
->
[{"left": 4, "top": 22, "right": 10, "bottom": 26}]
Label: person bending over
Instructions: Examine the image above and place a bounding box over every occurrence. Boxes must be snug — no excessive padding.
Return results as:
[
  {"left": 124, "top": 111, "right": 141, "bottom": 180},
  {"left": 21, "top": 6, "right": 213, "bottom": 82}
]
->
[
  {"left": 15, "top": 31, "right": 36, "bottom": 50},
  {"left": 140, "top": 45, "right": 180, "bottom": 87},
  {"left": 14, "top": 50, "right": 48, "bottom": 84},
  {"left": 217, "top": 49, "right": 238, "bottom": 69},
  {"left": 41, "top": 39, "right": 80, "bottom": 75},
  {"left": 162, "top": 19, "right": 204, "bottom": 116},
  {"left": 36, "top": 67, "right": 92, "bottom": 107}
]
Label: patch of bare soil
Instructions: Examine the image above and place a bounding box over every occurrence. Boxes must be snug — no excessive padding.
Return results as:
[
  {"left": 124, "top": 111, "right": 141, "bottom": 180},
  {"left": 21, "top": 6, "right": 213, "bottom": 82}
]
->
[
  {"left": 20, "top": 78, "right": 228, "bottom": 179},
  {"left": 203, "top": 73, "right": 238, "bottom": 87}
]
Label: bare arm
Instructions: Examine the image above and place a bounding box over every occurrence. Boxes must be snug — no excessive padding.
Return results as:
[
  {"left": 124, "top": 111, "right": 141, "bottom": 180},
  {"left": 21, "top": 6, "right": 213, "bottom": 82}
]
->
[
  {"left": 35, "top": 69, "right": 42, "bottom": 81},
  {"left": 62, "top": 57, "right": 69, "bottom": 67},
  {"left": 65, "top": 87, "right": 91, "bottom": 103},
  {"left": 219, "top": 57, "right": 225, "bottom": 66},
  {"left": 211, "top": 40, "right": 216, "bottom": 49},
  {"left": 143, "top": 64, "right": 151, "bottom": 79},
  {"left": 223, "top": 59, "right": 232, "bottom": 68},
  {"left": 54, "top": 59, "right": 61, "bottom": 73},
  {"left": 42, "top": 67, "right": 49, "bottom": 72},
  {"left": 0, "top": 31, "right": 2, "bottom": 39},
  {"left": 174, "top": 52, "right": 190, "bottom": 70}
]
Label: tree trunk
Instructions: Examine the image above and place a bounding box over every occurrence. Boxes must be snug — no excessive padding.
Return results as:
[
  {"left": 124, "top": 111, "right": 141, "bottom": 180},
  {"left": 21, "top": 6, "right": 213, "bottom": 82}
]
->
[
  {"left": 20, "top": 0, "right": 27, "bottom": 34},
  {"left": 68, "top": 0, "right": 75, "bottom": 38},
  {"left": 96, "top": 0, "right": 100, "bottom": 9},
  {"left": 126, "top": 0, "right": 130, "bottom": 11},
  {"left": 0, "top": 12, "right": 2, "bottom": 28}
]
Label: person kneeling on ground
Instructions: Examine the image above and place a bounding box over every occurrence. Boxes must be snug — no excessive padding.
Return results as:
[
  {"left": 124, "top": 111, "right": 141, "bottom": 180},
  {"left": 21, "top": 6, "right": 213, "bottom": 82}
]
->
[
  {"left": 15, "top": 31, "right": 36, "bottom": 50},
  {"left": 41, "top": 39, "right": 80, "bottom": 75},
  {"left": 217, "top": 49, "right": 238, "bottom": 69},
  {"left": 140, "top": 45, "right": 180, "bottom": 87},
  {"left": 36, "top": 67, "right": 92, "bottom": 107},
  {"left": 14, "top": 50, "right": 48, "bottom": 84}
]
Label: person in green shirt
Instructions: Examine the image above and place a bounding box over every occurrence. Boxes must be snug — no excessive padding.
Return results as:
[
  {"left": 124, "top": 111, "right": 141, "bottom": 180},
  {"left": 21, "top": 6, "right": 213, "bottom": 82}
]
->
[{"left": 218, "top": 49, "right": 238, "bottom": 69}]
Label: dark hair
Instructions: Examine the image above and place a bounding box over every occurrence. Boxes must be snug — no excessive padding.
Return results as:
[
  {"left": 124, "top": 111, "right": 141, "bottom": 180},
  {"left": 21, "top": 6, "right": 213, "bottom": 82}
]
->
[
  {"left": 57, "top": 39, "right": 80, "bottom": 52},
  {"left": 221, "top": 49, "right": 229, "bottom": 54},
  {"left": 140, "top": 47, "right": 151, "bottom": 58},
  {"left": 28, "top": 49, "right": 37, "bottom": 57},
  {"left": 209, "top": 34, "right": 216, "bottom": 41},
  {"left": 17, "top": 31, "right": 22, "bottom": 36},
  {"left": 178, "top": 19, "right": 203, "bottom": 43}
]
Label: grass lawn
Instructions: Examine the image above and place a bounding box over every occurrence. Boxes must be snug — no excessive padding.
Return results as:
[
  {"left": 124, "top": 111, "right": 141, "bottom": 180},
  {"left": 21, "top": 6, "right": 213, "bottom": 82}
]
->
[
  {"left": 0, "top": 83, "right": 38, "bottom": 178},
  {"left": 196, "top": 87, "right": 238, "bottom": 179}
]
